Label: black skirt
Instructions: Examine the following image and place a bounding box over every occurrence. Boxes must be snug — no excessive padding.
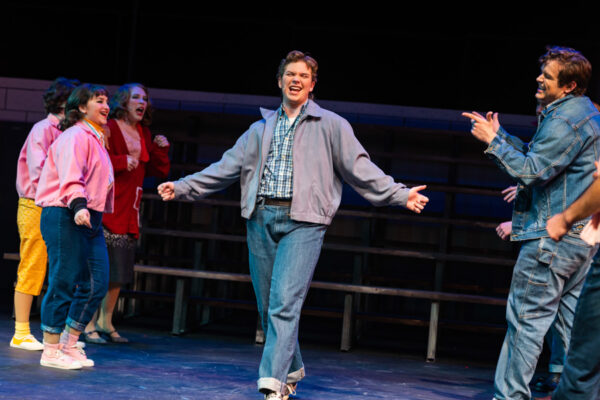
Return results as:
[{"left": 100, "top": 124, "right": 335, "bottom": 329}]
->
[{"left": 103, "top": 227, "right": 136, "bottom": 284}]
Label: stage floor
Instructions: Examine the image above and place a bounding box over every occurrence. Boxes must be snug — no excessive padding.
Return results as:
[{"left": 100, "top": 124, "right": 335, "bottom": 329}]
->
[{"left": 0, "top": 313, "right": 501, "bottom": 400}]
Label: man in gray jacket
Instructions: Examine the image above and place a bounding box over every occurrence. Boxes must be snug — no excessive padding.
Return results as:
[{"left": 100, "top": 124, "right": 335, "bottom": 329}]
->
[{"left": 158, "top": 50, "right": 429, "bottom": 400}]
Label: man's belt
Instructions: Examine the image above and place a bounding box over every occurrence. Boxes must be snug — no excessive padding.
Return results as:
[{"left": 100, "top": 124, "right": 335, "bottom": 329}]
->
[{"left": 262, "top": 198, "right": 292, "bottom": 207}]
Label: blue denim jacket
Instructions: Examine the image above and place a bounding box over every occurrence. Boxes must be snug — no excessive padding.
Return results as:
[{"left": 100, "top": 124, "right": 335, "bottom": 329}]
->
[{"left": 485, "top": 95, "right": 600, "bottom": 241}]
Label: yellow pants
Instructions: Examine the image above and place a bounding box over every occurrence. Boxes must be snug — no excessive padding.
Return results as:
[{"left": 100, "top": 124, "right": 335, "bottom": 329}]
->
[{"left": 15, "top": 198, "right": 47, "bottom": 296}]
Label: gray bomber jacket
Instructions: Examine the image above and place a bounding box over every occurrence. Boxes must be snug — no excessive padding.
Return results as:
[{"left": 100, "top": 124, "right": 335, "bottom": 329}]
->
[{"left": 173, "top": 100, "right": 410, "bottom": 225}]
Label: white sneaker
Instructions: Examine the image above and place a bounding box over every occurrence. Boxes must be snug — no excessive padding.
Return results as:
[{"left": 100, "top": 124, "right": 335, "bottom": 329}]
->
[
  {"left": 10, "top": 334, "right": 44, "bottom": 351},
  {"left": 40, "top": 345, "right": 82, "bottom": 370},
  {"left": 265, "top": 393, "right": 283, "bottom": 400}
]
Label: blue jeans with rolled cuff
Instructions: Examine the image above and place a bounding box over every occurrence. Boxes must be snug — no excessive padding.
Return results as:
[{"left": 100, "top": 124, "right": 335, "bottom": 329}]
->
[
  {"left": 493, "top": 236, "right": 596, "bottom": 400},
  {"left": 40, "top": 207, "right": 109, "bottom": 334},
  {"left": 247, "top": 204, "right": 327, "bottom": 394}
]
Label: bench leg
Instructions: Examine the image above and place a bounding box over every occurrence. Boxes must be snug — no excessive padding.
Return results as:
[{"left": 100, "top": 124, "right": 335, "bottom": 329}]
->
[
  {"left": 426, "top": 301, "right": 440, "bottom": 362},
  {"left": 340, "top": 293, "right": 354, "bottom": 352},
  {"left": 192, "top": 242, "right": 211, "bottom": 326},
  {"left": 172, "top": 278, "right": 188, "bottom": 335},
  {"left": 255, "top": 316, "right": 265, "bottom": 344}
]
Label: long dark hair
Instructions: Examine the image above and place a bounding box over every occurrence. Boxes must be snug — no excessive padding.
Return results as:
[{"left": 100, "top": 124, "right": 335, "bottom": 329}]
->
[
  {"left": 43, "top": 77, "right": 80, "bottom": 114},
  {"left": 109, "top": 83, "right": 153, "bottom": 126},
  {"left": 60, "top": 84, "right": 109, "bottom": 131}
]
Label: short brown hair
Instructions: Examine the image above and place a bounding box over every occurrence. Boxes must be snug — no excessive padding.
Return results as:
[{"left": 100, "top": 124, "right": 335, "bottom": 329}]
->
[
  {"left": 539, "top": 46, "right": 592, "bottom": 96},
  {"left": 277, "top": 50, "right": 318, "bottom": 83}
]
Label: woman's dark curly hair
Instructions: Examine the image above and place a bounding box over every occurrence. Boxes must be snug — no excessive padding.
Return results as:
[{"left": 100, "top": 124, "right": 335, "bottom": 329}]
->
[
  {"left": 108, "top": 83, "right": 153, "bottom": 126},
  {"left": 43, "top": 77, "right": 80, "bottom": 114},
  {"left": 59, "top": 84, "right": 109, "bottom": 131}
]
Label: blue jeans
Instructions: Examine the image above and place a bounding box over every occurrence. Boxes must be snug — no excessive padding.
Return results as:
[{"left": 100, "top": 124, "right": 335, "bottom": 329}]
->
[
  {"left": 553, "top": 252, "right": 600, "bottom": 400},
  {"left": 493, "top": 237, "right": 596, "bottom": 400},
  {"left": 547, "top": 319, "right": 567, "bottom": 374},
  {"left": 545, "top": 275, "right": 588, "bottom": 376},
  {"left": 247, "top": 204, "right": 327, "bottom": 394},
  {"left": 546, "top": 281, "right": 585, "bottom": 375},
  {"left": 40, "top": 207, "right": 109, "bottom": 334}
]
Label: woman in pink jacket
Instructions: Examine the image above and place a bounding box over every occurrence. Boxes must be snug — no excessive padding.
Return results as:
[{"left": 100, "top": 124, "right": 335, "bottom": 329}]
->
[
  {"left": 12, "top": 77, "right": 78, "bottom": 351},
  {"left": 35, "top": 84, "right": 114, "bottom": 370}
]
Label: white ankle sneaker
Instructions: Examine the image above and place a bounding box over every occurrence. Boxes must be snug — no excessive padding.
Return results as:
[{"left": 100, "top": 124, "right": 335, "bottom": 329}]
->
[{"left": 10, "top": 334, "right": 44, "bottom": 351}]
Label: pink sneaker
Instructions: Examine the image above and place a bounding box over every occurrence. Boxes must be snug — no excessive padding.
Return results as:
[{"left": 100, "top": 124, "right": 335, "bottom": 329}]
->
[
  {"left": 62, "top": 345, "right": 94, "bottom": 367},
  {"left": 40, "top": 343, "right": 82, "bottom": 370},
  {"left": 61, "top": 332, "right": 94, "bottom": 367}
]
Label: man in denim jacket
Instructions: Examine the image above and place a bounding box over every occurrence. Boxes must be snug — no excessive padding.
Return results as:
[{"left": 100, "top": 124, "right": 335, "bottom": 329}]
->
[
  {"left": 158, "top": 50, "right": 429, "bottom": 400},
  {"left": 464, "top": 46, "right": 600, "bottom": 400}
]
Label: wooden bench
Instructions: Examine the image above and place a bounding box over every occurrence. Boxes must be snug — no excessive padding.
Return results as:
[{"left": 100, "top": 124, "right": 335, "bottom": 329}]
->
[{"left": 132, "top": 263, "right": 507, "bottom": 360}]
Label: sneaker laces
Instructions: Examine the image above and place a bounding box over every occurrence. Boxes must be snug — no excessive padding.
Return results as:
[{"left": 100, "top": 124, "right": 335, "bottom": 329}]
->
[
  {"left": 45, "top": 344, "right": 69, "bottom": 360},
  {"left": 62, "top": 342, "right": 88, "bottom": 358},
  {"left": 57, "top": 350, "right": 75, "bottom": 362},
  {"left": 76, "top": 347, "right": 88, "bottom": 357},
  {"left": 68, "top": 345, "right": 88, "bottom": 358}
]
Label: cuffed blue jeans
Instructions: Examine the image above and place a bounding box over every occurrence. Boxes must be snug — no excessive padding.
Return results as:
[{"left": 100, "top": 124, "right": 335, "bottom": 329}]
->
[
  {"left": 493, "top": 236, "right": 596, "bottom": 400},
  {"left": 553, "top": 252, "right": 600, "bottom": 400},
  {"left": 40, "top": 207, "right": 109, "bottom": 334},
  {"left": 247, "top": 204, "right": 327, "bottom": 394}
]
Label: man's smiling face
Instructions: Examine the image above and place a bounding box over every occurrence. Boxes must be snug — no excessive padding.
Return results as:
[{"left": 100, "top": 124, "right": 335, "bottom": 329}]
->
[{"left": 278, "top": 61, "right": 315, "bottom": 108}]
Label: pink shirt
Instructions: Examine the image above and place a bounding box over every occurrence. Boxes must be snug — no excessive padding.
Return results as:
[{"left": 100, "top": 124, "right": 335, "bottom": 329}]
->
[
  {"left": 35, "top": 121, "right": 114, "bottom": 213},
  {"left": 16, "top": 114, "right": 62, "bottom": 199}
]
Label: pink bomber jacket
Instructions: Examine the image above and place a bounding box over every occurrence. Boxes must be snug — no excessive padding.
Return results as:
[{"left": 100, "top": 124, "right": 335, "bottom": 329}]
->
[
  {"left": 35, "top": 121, "right": 114, "bottom": 213},
  {"left": 16, "top": 114, "right": 62, "bottom": 199}
]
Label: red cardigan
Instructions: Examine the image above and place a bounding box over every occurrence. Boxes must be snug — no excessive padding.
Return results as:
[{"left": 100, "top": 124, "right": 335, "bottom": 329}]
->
[{"left": 102, "top": 119, "right": 170, "bottom": 238}]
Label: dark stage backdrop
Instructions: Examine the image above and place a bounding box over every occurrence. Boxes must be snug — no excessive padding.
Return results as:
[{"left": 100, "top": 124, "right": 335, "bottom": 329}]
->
[{"left": 1, "top": 3, "right": 599, "bottom": 115}]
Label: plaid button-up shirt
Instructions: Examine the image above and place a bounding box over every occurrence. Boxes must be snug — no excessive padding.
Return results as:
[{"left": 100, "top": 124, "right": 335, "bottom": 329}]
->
[{"left": 257, "top": 103, "right": 307, "bottom": 199}]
